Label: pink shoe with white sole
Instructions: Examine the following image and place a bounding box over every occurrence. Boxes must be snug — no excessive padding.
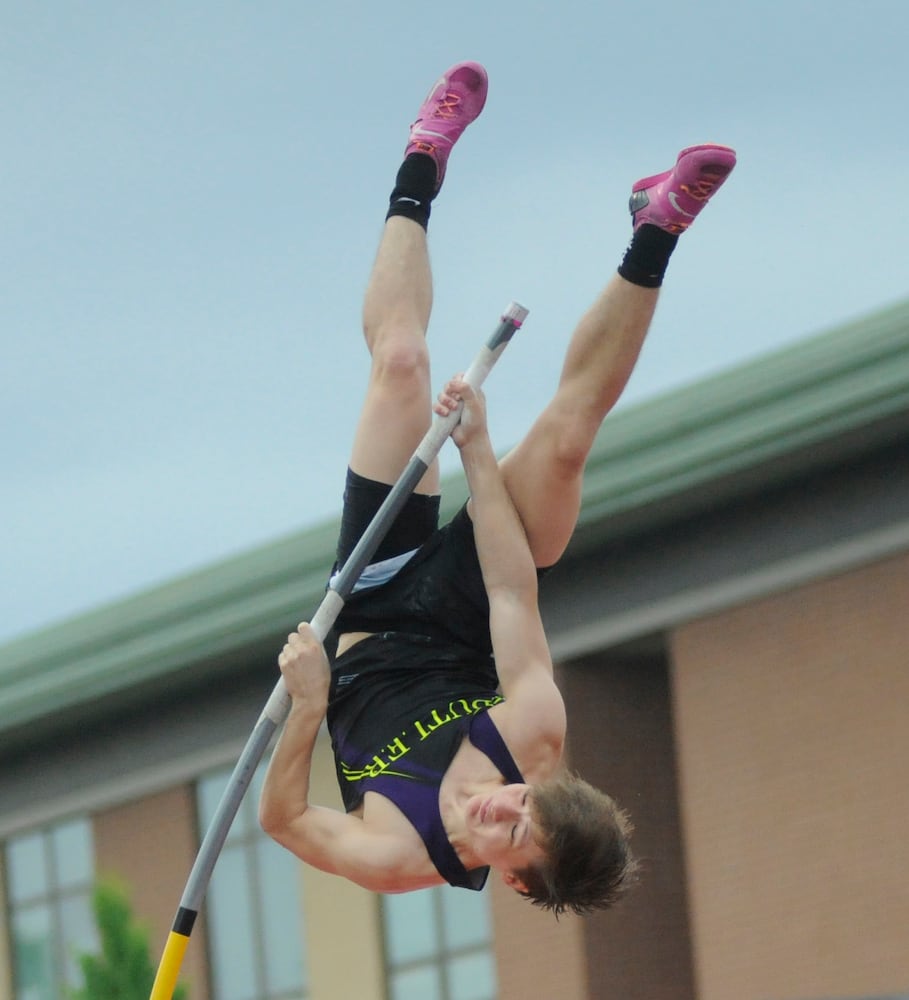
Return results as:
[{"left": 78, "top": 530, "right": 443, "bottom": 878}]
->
[
  {"left": 405, "top": 61, "right": 489, "bottom": 191},
  {"left": 629, "top": 144, "right": 737, "bottom": 233}
]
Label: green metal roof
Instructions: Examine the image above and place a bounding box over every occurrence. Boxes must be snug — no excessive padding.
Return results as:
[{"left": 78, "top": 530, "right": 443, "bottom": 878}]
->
[
  {"left": 3, "top": 298, "right": 909, "bottom": 741},
  {"left": 575, "top": 298, "right": 909, "bottom": 536}
]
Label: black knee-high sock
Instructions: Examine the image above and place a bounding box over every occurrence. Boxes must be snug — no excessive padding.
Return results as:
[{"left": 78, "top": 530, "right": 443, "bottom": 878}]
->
[
  {"left": 386, "top": 153, "right": 438, "bottom": 230},
  {"left": 617, "top": 225, "right": 680, "bottom": 288}
]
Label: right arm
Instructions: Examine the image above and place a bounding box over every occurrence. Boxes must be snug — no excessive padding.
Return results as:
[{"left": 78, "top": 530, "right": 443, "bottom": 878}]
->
[
  {"left": 434, "top": 380, "right": 566, "bottom": 765},
  {"left": 437, "top": 377, "right": 541, "bottom": 604}
]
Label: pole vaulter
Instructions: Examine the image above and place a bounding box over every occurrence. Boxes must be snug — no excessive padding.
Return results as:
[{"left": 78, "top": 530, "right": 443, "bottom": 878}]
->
[{"left": 149, "top": 302, "right": 527, "bottom": 1000}]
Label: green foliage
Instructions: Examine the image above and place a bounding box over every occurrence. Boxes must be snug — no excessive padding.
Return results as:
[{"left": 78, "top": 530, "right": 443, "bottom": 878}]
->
[{"left": 69, "top": 878, "right": 188, "bottom": 1000}]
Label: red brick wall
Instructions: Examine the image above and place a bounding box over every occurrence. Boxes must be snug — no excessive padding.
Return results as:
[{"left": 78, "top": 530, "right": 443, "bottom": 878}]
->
[
  {"left": 491, "top": 874, "right": 589, "bottom": 1000},
  {"left": 559, "top": 656, "right": 697, "bottom": 1000},
  {"left": 492, "top": 655, "right": 696, "bottom": 1000},
  {"left": 671, "top": 549, "right": 909, "bottom": 1000},
  {"left": 94, "top": 786, "right": 211, "bottom": 1000}
]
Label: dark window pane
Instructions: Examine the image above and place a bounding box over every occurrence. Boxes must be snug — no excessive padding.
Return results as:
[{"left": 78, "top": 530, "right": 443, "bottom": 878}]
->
[
  {"left": 52, "top": 819, "right": 93, "bottom": 889},
  {"left": 390, "top": 963, "right": 442, "bottom": 1000},
  {"left": 12, "top": 903, "right": 55, "bottom": 1000},
  {"left": 447, "top": 950, "right": 497, "bottom": 1000},
  {"left": 6, "top": 833, "right": 48, "bottom": 903},
  {"left": 257, "top": 837, "right": 307, "bottom": 994},
  {"left": 383, "top": 889, "right": 438, "bottom": 964},
  {"left": 441, "top": 887, "right": 491, "bottom": 950},
  {"left": 206, "top": 848, "right": 257, "bottom": 1000}
]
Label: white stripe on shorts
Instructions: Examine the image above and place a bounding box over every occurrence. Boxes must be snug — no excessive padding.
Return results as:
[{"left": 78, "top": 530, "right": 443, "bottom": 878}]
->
[{"left": 329, "top": 547, "right": 419, "bottom": 594}]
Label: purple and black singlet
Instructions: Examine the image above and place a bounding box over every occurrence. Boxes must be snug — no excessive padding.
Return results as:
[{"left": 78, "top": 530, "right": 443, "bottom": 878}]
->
[{"left": 325, "top": 472, "right": 528, "bottom": 889}]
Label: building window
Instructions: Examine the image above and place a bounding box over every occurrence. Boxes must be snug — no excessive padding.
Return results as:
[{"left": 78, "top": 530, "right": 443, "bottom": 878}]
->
[
  {"left": 197, "top": 761, "right": 309, "bottom": 1000},
  {"left": 4, "top": 816, "right": 97, "bottom": 1000},
  {"left": 382, "top": 886, "right": 498, "bottom": 1000}
]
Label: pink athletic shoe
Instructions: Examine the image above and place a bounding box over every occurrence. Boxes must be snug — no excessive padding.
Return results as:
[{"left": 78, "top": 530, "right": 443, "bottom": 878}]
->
[
  {"left": 629, "top": 144, "right": 737, "bottom": 233},
  {"left": 405, "top": 61, "right": 488, "bottom": 191}
]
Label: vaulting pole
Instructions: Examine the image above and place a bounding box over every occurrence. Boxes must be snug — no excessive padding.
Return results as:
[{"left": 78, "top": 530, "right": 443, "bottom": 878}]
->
[{"left": 150, "top": 302, "right": 527, "bottom": 999}]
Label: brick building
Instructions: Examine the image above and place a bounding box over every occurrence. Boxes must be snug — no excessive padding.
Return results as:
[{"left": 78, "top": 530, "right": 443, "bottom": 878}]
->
[{"left": 2, "top": 300, "right": 908, "bottom": 1000}]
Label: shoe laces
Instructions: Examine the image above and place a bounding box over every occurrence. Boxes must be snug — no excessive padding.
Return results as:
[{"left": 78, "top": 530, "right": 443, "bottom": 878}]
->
[
  {"left": 430, "top": 91, "right": 462, "bottom": 119},
  {"left": 680, "top": 165, "right": 731, "bottom": 202}
]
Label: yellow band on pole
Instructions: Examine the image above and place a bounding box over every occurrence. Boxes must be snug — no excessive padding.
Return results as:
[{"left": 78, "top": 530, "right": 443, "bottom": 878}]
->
[{"left": 150, "top": 931, "right": 190, "bottom": 1000}]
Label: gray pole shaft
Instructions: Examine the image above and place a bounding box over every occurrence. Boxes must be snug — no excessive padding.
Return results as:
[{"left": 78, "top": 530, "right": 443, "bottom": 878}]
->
[{"left": 178, "top": 302, "right": 527, "bottom": 914}]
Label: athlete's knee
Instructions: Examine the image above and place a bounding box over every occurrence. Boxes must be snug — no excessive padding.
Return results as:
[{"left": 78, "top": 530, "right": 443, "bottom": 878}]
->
[
  {"left": 367, "top": 332, "right": 431, "bottom": 393},
  {"left": 545, "top": 413, "right": 597, "bottom": 482}
]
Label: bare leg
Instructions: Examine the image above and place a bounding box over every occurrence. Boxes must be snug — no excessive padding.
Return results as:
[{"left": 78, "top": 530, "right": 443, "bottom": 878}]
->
[
  {"left": 347, "top": 62, "right": 489, "bottom": 495},
  {"left": 502, "top": 143, "right": 738, "bottom": 565},
  {"left": 499, "top": 274, "right": 658, "bottom": 566},
  {"left": 349, "top": 216, "right": 439, "bottom": 494}
]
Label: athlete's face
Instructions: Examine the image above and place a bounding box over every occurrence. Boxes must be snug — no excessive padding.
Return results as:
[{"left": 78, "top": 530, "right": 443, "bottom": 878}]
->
[{"left": 466, "top": 783, "right": 544, "bottom": 876}]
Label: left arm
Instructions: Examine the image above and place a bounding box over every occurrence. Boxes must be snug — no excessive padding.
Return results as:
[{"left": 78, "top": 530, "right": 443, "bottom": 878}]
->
[
  {"left": 259, "top": 624, "right": 414, "bottom": 891},
  {"left": 259, "top": 625, "right": 329, "bottom": 837}
]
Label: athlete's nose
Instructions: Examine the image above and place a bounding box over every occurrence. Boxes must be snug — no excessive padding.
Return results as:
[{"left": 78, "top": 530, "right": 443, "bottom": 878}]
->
[{"left": 498, "top": 789, "right": 524, "bottom": 819}]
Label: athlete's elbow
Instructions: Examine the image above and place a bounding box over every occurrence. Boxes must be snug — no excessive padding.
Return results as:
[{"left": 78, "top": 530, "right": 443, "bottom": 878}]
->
[
  {"left": 258, "top": 807, "right": 279, "bottom": 840},
  {"left": 258, "top": 795, "right": 294, "bottom": 840}
]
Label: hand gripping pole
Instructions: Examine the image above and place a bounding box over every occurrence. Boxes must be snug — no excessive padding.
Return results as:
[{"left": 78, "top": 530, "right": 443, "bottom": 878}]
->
[{"left": 149, "top": 302, "right": 527, "bottom": 1000}]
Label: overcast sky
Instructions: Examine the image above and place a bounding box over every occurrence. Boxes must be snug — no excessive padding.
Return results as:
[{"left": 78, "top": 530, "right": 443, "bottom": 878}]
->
[{"left": 3, "top": 0, "right": 908, "bottom": 645}]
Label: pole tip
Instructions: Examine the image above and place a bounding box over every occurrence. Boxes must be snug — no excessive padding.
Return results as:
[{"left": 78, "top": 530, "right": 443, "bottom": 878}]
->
[{"left": 503, "top": 302, "right": 529, "bottom": 327}]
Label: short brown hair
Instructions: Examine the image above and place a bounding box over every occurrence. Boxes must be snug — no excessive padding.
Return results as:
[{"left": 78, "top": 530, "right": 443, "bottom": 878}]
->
[{"left": 513, "top": 772, "right": 638, "bottom": 917}]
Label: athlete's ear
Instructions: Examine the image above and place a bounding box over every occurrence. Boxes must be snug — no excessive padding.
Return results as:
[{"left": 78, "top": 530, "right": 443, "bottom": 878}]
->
[{"left": 501, "top": 870, "right": 529, "bottom": 893}]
